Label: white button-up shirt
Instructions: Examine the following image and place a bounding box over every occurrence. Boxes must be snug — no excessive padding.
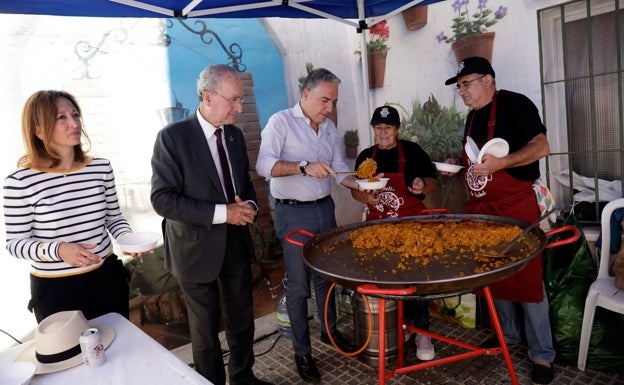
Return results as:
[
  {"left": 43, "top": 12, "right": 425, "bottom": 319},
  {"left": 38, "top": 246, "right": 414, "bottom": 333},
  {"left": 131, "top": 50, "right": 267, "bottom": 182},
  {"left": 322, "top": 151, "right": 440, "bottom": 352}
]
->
[{"left": 256, "top": 102, "right": 350, "bottom": 201}]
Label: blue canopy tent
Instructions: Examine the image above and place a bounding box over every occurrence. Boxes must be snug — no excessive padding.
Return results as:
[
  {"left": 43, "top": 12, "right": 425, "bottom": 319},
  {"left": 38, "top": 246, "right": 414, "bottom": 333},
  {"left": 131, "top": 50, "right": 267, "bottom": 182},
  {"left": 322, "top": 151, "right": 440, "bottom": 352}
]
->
[
  {"left": 0, "top": 0, "right": 442, "bottom": 128},
  {"left": 0, "top": 0, "right": 438, "bottom": 19}
]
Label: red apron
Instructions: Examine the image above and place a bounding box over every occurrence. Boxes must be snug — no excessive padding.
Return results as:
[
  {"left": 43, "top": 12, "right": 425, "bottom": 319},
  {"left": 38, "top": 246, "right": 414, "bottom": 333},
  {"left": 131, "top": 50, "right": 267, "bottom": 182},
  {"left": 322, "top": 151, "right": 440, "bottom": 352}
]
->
[
  {"left": 462, "top": 93, "right": 543, "bottom": 302},
  {"left": 365, "top": 141, "right": 427, "bottom": 220}
]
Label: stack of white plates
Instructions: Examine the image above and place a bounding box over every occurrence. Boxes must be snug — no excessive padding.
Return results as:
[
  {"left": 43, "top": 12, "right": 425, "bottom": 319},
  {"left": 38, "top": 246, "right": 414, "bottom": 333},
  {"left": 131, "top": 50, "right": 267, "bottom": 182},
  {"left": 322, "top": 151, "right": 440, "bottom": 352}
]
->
[{"left": 465, "top": 136, "right": 509, "bottom": 164}]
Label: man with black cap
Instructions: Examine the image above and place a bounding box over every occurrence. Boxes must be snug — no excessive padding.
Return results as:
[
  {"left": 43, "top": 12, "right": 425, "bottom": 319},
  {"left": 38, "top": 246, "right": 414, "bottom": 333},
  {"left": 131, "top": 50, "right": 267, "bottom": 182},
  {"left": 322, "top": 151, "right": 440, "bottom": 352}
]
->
[
  {"left": 444, "top": 57, "right": 554, "bottom": 384},
  {"left": 351, "top": 105, "right": 438, "bottom": 361}
]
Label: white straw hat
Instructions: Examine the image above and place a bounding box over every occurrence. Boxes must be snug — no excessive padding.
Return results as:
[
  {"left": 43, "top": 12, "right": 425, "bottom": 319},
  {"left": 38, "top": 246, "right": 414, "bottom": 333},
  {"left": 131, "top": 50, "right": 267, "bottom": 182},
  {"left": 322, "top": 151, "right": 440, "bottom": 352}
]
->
[{"left": 15, "top": 310, "right": 115, "bottom": 374}]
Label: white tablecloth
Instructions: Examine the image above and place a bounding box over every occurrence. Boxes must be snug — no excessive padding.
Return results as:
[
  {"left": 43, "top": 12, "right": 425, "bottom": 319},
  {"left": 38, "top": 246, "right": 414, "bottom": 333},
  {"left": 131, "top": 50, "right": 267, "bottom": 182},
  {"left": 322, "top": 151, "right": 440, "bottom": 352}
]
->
[{"left": 0, "top": 312, "right": 212, "bottom": 385}]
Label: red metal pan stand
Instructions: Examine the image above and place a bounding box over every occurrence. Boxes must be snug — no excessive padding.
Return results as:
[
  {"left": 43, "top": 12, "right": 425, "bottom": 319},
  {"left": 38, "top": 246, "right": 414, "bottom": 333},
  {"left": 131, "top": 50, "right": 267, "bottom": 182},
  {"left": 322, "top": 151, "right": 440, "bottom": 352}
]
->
[
  {"left": 286, "top": 224, "right": 580, "bottom": 385},
  {"left": 356, "top": 284, "right": 519, "bottom": 385}
]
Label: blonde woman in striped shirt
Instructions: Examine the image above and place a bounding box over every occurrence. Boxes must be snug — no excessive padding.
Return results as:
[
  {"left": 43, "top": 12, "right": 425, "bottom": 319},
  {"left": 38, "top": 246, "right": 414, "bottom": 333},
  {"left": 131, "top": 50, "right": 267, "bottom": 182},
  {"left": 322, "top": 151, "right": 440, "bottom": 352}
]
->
[{"left": 4, "top": 90, "right": 142, "bottom": 322}]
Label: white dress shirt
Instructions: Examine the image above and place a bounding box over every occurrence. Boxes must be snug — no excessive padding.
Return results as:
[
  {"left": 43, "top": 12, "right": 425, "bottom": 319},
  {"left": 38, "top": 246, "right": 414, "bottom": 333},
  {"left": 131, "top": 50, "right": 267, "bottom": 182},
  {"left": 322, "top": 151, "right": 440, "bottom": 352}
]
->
[
  {"left": 196, "top": 109, "right": 231, "bottom": 224},
  {"left": 256, "top": 103, "right": 350, "bottom": 201}
]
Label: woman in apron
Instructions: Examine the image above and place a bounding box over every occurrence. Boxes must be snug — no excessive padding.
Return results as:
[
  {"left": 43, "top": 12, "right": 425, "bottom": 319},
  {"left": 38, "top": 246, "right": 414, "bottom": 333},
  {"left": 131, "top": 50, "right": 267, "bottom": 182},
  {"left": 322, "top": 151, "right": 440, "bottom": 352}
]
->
[{"left": 351, "top": 105, "right": 438, "bottom": 361}]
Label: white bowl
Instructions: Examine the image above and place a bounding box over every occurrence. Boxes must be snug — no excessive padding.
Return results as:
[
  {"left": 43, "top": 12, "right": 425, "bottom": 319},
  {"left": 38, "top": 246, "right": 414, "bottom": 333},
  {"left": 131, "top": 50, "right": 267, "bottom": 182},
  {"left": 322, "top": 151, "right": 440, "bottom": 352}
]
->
[
  {"left": 477, "top": 138, "right": 509, "bottom": 164},
  {"left": 356, "top": 177, "right": 389, "bottom": 190},
  {"left": 117, "top": 231, "right": 161, "bottom": 253},
  {"left": 0, "top": 362, "right": 36, "bottom": 385},
  {"left": 433, "top": 162, "right": 463, "bottom": 174},
  {"left": 465, "top": 136, "right": 480, "bottom": 164}
]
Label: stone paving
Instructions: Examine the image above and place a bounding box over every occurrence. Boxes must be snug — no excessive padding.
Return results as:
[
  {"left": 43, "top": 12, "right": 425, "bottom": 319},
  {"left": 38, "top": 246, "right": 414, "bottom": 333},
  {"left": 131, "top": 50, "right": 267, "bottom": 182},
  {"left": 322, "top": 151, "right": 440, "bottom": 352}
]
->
[{"left": 241, "top": 316, "right": 624, "bottom": 385}]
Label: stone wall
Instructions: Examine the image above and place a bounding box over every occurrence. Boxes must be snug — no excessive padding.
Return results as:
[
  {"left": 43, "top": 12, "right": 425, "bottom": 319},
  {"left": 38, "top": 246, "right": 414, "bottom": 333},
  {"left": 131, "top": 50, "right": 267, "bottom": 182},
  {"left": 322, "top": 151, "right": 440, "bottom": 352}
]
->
[{"left": 238, "top": 72, "right": 282, "bottom": 261}]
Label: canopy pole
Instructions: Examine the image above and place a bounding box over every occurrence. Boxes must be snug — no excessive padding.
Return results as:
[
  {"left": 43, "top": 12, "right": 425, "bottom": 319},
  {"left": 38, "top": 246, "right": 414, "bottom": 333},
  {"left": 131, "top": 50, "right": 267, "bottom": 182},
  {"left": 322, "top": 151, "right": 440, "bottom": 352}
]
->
[{"left": 356, "top": 0, "right": 373, "bottom": 147}]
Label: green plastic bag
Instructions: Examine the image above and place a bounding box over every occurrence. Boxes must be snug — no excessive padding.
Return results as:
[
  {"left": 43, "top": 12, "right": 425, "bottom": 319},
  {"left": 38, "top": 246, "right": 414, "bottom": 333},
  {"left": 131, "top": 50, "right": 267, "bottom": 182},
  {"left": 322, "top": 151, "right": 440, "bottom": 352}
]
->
[{"left": 543, "top": 213, "right": 624, "bottom": 370}]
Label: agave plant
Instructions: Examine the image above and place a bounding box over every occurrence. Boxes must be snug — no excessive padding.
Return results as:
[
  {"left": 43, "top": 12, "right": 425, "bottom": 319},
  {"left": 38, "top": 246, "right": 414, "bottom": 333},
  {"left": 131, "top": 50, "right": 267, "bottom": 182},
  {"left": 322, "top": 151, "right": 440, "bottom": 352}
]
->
[
  {"left": 344, "top": 129, "right": 359, "bottom": 145},
  {"left": 390, "top": 95, "right": 466, "bottom": 162}
]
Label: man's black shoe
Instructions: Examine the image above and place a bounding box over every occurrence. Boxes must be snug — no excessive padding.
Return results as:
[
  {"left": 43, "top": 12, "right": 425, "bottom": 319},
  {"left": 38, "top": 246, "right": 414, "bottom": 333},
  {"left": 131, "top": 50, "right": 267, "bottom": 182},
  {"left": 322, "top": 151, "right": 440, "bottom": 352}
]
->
[
  {"left": 320, "top": 331, "right": 357, "bottom": 353},
  {"left": 480, "top": 336, "right": 521, "bottom": 349},
  {"left": 479, "top": 337, "right": 501, "bottom": 349},
  {"left": 531, "top": 362, "right": 554, "bottom": 384},
  {"left": 295, "top": 354, "right": 321, "bottom": 383},
  {"left": 479, "top": 337, "right": 525, "bottom": 349}
]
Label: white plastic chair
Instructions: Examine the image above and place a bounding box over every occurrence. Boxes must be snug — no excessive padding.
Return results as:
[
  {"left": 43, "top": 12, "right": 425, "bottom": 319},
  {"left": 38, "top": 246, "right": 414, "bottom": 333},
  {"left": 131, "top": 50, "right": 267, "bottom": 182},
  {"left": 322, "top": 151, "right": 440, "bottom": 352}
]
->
[{"left": 577, "top": 198, "right": 624, "bottom": 370}]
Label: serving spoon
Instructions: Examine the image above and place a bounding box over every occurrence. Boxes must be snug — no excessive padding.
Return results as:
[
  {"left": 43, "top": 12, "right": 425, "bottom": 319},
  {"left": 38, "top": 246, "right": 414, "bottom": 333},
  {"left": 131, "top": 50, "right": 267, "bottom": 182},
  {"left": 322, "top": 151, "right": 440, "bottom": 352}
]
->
[{"left": 480, "top": 209, "right": 556, "bottom": 259}]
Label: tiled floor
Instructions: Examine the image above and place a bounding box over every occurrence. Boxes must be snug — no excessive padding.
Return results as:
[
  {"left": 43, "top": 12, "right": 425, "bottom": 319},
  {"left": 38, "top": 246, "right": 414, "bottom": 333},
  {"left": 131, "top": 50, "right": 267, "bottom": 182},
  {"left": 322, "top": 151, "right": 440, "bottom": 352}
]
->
[
  {"left": 160, "top": 256, "right": 624, "bottom": 384},
  {"left": 241, "top": 315, "right": 624, "bottom": 385}
]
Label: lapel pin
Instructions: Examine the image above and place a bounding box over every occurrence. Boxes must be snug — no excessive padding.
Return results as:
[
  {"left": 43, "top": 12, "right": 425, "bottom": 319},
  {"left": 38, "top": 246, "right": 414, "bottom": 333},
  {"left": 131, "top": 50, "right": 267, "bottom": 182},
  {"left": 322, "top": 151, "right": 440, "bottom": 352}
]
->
[{"left": 229, "top": 136, "right": 234, "bottom": 142}]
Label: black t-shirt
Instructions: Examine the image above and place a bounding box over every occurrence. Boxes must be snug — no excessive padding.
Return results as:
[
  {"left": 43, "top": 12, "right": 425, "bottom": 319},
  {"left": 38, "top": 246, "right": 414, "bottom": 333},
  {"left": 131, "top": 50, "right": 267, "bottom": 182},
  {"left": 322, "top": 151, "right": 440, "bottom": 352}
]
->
[
  {"left": 354, "top": 140, "right": 437, "bottom": 188},
  {"left": 464, "top": 89, "right": 547, "bottom": 181}
]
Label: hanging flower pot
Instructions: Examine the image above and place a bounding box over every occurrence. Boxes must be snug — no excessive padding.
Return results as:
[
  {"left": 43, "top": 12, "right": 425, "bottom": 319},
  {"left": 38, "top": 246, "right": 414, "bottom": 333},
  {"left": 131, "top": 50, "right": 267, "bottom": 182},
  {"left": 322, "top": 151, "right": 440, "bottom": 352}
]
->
[
  {"left": 344, "top": 130, "right": 359, "bottom": 159},
  {"left": 355, "top": 20, "right": 390, "bottom": 89},
  {"left": 345, "top": 143, "right": 359, "bottom": 159},
  {"left": 401, "top": 5, "right": 428, "bottom": 31},
  {"left": 451, "top": 31, "right": 495, "bottom": 64},
  {"left": 367, "top": 50, "right": 387, "bottom": 89}
]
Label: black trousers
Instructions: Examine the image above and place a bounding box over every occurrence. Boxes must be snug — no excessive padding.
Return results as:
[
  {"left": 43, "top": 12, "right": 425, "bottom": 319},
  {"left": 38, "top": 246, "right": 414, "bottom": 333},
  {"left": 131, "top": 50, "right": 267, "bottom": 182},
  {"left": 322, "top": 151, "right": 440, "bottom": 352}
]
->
[
  {"left": 29, "top": 255, "right": 129, "bottom": 322},
  {"left": 178, "top": 226, "right": 255, "bottom": 385}
]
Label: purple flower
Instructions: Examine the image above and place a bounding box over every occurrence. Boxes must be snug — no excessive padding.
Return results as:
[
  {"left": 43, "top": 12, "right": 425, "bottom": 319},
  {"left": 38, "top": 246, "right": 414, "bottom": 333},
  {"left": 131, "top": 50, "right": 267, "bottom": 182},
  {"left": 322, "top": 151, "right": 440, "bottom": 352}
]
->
[
  {"left": 443, "top": 0, "right": 508, "bottom": 43},
  {"left": 452, "top": 0, "right": 463, "bottom": 12},
  {"left": 436, "top": 32, "right": 447, "bottom": 43}
]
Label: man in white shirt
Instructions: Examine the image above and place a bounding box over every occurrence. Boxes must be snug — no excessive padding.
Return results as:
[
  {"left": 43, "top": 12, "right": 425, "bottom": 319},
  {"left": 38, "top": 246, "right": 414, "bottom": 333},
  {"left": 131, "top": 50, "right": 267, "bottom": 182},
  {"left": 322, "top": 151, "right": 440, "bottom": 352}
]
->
[{"left": 256, "top": 68, "right": 360, "bottom": 383}]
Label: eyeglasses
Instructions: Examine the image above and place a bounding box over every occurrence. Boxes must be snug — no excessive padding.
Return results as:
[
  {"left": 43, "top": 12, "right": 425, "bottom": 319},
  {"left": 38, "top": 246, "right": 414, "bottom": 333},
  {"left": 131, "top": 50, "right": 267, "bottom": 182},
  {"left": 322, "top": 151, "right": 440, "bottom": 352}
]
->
[
  {"left": 454, "top": 75, "right": 486, "bottom": 93},
  {"left": 213, "top": 91, "right": 245, "bottom": 106}
]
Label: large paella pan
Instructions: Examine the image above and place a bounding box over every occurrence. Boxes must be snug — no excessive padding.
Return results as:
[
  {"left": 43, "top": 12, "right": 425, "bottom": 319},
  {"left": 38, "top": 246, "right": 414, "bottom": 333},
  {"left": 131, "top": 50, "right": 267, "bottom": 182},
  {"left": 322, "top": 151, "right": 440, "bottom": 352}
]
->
[{"left": 291, "top": 214, "right": 578, "bottom": 298}]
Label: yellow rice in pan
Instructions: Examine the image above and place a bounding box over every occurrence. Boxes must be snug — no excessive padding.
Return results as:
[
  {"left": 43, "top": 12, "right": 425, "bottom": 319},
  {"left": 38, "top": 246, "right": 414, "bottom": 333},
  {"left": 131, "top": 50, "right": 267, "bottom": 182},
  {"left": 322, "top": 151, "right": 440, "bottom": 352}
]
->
[{"left": 346, "top": 221, "right": 532, "bottom": 273}]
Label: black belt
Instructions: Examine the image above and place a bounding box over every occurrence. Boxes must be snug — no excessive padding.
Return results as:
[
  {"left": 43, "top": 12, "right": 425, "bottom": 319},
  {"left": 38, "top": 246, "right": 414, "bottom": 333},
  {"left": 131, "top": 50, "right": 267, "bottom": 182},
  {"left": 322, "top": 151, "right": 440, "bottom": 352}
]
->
[{"left": 275, "top": 195, "right": 330, "bottom": 206}]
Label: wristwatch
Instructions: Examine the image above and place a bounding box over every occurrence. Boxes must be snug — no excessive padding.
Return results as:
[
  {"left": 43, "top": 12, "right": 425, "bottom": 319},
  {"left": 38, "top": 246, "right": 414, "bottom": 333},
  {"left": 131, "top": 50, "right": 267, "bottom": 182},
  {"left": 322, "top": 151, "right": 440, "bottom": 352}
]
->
[{"left": 299, "top": 160, "right": 309, "bottom": 175}]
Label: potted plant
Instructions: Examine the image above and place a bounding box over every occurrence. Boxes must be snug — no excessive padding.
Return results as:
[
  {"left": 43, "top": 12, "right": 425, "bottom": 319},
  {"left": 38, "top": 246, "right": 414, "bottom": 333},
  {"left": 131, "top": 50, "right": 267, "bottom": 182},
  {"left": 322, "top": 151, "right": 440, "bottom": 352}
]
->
[
  {"left": 344, "top": 129, "right": 359, "bottom": 159},
  {"left": 402, "top": 4, "right": 428, "bottom": 31},
  {"left": 355, "top": 20, "right": 390, "bottom": 88},
  {"left": 390, "top": 95, "right": 468, "bottom": 212},
  {"left": 436, "top": 0, "right": 507, "bottom": 63}
]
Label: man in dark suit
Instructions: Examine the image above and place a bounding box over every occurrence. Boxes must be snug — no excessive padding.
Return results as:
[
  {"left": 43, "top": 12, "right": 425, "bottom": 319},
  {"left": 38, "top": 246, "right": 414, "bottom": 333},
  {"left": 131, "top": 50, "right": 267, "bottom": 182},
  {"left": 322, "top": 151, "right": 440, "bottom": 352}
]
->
[{"left": 151, "top": 64, "right": 272, "bottom": 385}]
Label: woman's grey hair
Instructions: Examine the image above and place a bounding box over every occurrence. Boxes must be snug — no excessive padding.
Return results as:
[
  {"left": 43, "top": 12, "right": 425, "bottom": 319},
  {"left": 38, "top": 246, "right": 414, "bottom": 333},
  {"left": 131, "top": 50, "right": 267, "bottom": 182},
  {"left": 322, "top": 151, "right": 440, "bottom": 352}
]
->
[
  {"left": 196, "top": 64, "right": 239, "bottom": 101},
  {"left": 300, "top": 68, "right": 341, "bottom": 96}
]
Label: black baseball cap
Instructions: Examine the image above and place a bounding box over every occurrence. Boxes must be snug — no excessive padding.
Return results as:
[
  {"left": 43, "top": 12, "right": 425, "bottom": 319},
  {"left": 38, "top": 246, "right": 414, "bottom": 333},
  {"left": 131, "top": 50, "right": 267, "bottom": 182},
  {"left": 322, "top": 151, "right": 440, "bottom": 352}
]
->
[
  {"left": 445, "top": 57, "right": 495, "bottom": 85},
  {"left": 370, "top": 105, "right": 400, "bottom": 126}
]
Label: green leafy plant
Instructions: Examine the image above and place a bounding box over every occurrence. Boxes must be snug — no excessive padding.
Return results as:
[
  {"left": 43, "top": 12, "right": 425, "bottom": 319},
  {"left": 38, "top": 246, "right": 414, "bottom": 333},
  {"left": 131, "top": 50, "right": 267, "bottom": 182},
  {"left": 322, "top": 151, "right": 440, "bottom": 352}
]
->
[
  {"left": 344, "top": 129, "right": 359, "bottom": 145},
  {"left": 436, "top": 0, "right": 507, "bottom": 43},
  {"left": 298, "top": 62, "right": 315, "bottom": 92},
  {"left": 389, "top": 95, "right": 466, "bottom": 162},
  {"left": 355, "top": 20, "right": 390, "bottom": 55}
]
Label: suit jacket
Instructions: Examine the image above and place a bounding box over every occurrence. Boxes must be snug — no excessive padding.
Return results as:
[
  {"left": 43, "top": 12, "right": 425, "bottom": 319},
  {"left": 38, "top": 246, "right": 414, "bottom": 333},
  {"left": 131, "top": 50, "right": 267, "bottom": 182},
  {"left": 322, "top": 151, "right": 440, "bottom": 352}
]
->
[{"left": 150, "top": 114, "right": 257, "bottom": 283}]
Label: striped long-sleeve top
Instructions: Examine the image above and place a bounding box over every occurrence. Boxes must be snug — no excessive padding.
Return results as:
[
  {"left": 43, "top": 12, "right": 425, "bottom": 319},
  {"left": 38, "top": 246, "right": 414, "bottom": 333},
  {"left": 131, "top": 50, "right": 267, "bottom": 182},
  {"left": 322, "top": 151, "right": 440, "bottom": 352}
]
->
[{"left": 3, "top": 157, "right": 132, "bottom": 277}]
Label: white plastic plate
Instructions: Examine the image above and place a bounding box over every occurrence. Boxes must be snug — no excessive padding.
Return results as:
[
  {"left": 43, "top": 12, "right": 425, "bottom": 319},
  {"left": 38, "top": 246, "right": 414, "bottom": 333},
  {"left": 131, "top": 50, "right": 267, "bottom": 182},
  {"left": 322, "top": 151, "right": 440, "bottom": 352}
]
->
[
  {"left": 465, "top": 136, "right": 480, "bottom": 164},
  {"left": 117, "top": 231, "right": 161, "bottom": 253},
  {"left": 477, "top": 138, "right": 510, "bottom": 164},
  {"left": 433, "top": 162, "right": 463, "bottom": 173},
  {"left": 356, "top": 177, "right": 389, "bottom": 190}
]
